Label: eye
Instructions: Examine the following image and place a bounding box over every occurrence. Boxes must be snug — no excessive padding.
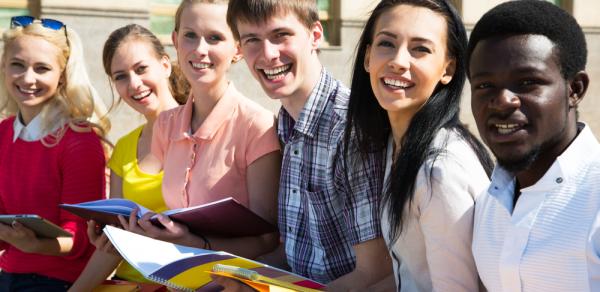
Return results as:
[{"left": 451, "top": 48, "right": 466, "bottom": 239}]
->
[
  {"left": 184, "top": 31, "right": 197, "bottom": 40},
  {"left": 208, "top": 34, "right": 223, "bottom": 43},
  {"left": 275, "top": 32, "right": 290, "bottom": 39},
  {"left": 9, "top": 62, "right": 24, "bottom": 69},
  {"left": 34, "top": 65, "right": 51, "bottom": 74},
  {"left": 413, "top": 45, "right": 432, "bottom": 53},
  {"left": 376, "top": 40, "right": 395, "bottom": 48},
  {"left": 134, "top": 65, "right": 148, "bottom": 75},
  {"left": 474, "top": 82, "right": 493, "bottom": 90},
  {"left": 519, "top": 79, "right": 538, "bottom": 86},
  {"left": 243, "top": 37, "right": 259, "bottom": 46},
  {"left": 112, "top": 73, "right": 126, "bottom": 81}
]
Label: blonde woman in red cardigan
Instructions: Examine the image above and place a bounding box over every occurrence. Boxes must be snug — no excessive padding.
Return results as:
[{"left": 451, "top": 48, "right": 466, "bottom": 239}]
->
[{"left": 0, "top": 16, "right": 109, "bottom": 291}]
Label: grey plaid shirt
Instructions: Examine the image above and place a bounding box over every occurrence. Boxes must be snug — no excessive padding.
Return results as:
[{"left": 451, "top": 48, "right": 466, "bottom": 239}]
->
[{"left": 277, "top": 69, "right": 384, "bottom": 283}]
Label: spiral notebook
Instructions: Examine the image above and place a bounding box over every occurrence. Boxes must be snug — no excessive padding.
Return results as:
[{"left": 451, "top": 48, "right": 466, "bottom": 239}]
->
[{"left": 103, "top": 226, "right": 326, "bottom": 292}]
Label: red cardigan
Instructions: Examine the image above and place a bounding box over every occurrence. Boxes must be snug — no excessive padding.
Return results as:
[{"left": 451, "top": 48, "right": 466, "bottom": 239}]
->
[{"left": 0, "top": 116, "right": 105, "bottom": 283}]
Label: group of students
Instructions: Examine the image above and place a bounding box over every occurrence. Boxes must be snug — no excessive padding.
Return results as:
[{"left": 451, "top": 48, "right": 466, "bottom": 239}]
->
[{"left": 0, "top": 0, "right": 597, "bottom": 291}]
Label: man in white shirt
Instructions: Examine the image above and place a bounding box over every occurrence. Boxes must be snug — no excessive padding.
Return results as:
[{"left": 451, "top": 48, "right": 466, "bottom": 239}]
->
[{"left": 467, "top": 1, "right": 600, "bottom": 291}]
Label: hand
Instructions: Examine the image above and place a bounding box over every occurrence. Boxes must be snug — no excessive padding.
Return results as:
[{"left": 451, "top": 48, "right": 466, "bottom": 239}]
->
[
  {"left": 118, "top": 209, "right": 190, "bottom": 244},
  {"left": 0, "top": 221, "right": 40, "bottom": 253},
  {"left": 211, "top": 275, "right": 258, "bottom": 292},
  {"left": 86, "top": 220, "right": 118, "bottom": 255}
]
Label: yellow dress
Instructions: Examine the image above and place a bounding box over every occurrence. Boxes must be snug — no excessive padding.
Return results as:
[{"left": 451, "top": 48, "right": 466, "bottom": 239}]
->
[{"left": 108, "top": 125, "right": 167, "bottom": 283}]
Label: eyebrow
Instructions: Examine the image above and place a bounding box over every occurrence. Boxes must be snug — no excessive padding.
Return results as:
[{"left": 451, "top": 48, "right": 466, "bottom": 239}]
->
[{"left": 374, "top": 31, "right": 435, "bottom": 44}]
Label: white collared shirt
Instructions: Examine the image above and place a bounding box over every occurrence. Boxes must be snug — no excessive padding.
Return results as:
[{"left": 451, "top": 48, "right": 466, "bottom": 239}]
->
[
  {"left": 383, "top": 128, "right": 489, "bottom": 291},
  {"left": 12, "top": 112, "right": 61, "bottom": 142},
  {"left": 473, "top": 124, "right": 600, "bottom": 291}
]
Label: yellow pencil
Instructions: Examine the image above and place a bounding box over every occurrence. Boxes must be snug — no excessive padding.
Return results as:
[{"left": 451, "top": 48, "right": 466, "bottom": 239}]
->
[{"left": 211, "top": 264, "right": 323, "bottom": 292}]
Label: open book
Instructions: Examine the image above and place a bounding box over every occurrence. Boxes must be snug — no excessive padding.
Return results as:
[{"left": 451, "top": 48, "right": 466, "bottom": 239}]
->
[
  {"left": 60, "top": 197, "right": 276, "bottom": 237},
  {"left": 103, "top": 226, "right": 326, "bottom": 292}
]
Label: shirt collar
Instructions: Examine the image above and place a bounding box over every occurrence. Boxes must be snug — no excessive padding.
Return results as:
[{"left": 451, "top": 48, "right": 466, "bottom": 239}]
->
[
  {"left": 277, "top": 69, "right": 337, "bottom": 140},
  {"left": 171, "top": 82, "right": 238, "bottom": 142},
  {"left": 13, "top": 112, "right": 46, "bottom": 142},
  {"left": 489, "top": 122, "right": 598, "bottom": 197}
]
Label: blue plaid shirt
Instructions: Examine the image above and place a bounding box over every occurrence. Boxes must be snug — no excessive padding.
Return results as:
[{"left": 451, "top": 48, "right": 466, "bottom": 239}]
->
[{"left": 277, "top": 70, "right": 384, "bottom": 283}]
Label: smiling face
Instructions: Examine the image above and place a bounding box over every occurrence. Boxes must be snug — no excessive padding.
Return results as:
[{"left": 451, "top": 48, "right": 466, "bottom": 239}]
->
[
  {"left": 3, "top": 35, "right": 63, "bottom": 123},
  {"left": 470, "top": 34, "right": 579, "bottom": 175},
  {"left": 364, "top": 4, "right": 454, "bottom": 118},
  {"left": 172, "top": 2, "right": 239, "bottom": 91},
  {"left": 236, "top": 12, "right": 323, "bottom": 102},
  {"left": 110, "top": 39, "right": 172, "bottom": 117}
]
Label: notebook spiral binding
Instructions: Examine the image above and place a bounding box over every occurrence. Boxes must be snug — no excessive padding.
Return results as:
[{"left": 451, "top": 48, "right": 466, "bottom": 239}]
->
[{"left": 148, "top": 275, "right": 195, "bottom": 292}]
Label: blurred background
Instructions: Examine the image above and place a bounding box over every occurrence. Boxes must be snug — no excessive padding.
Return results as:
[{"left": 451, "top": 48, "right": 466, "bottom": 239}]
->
[{"left": 0, "top": 0, "right": 597, "bottom": 142}]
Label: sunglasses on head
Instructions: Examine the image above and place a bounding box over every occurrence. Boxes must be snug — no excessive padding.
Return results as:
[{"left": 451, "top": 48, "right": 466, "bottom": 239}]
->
[{"left": 10, "top": 16, "right": 66, "bottom": 30}]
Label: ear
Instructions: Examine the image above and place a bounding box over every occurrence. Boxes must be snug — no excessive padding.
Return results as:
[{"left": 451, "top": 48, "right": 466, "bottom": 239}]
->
[
  {"left": 309, "top": 21, "right": 324, "bottom": 51},
  {"left": 171, "top": 31, "right": 178, "bottom": 50},
  {"left": 231, "top": 43, "right": 243, "bottom": 64},
  {"left": 440, "top": 58, "right": 456, "bottom": 85},
  {"left": 161, "top": 55, "right": 172, "bottom": 77},
  {"left": 364, "top": 45, "right": 372, "bottom": 73},
  {"left": 568, "top": 70, "right": 589, "bottom": 108}
]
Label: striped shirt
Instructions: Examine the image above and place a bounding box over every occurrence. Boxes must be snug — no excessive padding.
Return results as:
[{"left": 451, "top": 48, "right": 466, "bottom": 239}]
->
[
  {"left": 277, "top": 70, "right": 384, "bottom": 283},
  {"left": 472, "top": 124, "right": 600, "bottom": 291}
]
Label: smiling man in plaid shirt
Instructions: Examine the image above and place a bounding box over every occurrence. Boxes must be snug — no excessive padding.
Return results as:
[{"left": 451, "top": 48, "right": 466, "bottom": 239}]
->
[{"left": 226, "top": 0, "right": 391, "bottom": 290}]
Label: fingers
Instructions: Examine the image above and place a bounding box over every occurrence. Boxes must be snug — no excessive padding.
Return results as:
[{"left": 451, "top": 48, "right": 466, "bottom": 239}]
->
[{"left": 211, "top": 275, "right": 257, "bottom": 292}]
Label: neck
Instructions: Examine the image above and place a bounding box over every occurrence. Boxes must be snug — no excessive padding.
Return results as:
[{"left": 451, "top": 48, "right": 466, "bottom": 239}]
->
[
  {"left": 143, "top": 94, "right": 179, "bottom": 126},
  {"left": 515, "top": 122, "right": 580, "bottom": 188},
  {"left": 388, "top": 110, "right": 414, "bottom": 155},
  {"left": 279, "top": 59, "right": 322, "bottom": 121},
  {"left": 190, "top": 78, "right": 229, "bottom": 131}
]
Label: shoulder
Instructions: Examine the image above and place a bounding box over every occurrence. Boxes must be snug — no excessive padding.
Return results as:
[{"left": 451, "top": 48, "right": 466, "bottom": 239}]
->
[
  {"left": 114, "top": 126, "right": 142, "bottom": 148},
  {"left": 0, "top": 116, "right": 15, "bottom": 135},
  {"left": 156, "top": 104, "right": 186, "bottom": 131},
  {"left": 233, "top": 92, "right": 276, "bottom": 131}
]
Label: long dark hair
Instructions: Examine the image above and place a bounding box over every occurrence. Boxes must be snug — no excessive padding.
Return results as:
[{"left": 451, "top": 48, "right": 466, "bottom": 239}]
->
[{"left": 344, "top": 0, "right": 494, "bottom": 244}]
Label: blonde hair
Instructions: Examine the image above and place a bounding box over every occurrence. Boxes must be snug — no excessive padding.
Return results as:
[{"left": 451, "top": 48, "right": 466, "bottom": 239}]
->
[
  {"left": 0, "top": 22, "right": 111, "bottom": 148},
  {"left": 174, "top": 0, "right": 229, "bottom": 33}
]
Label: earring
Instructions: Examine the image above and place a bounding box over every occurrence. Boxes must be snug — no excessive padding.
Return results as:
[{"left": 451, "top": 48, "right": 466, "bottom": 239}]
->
[{"left": 232, "top": 56, "right": 242, "bottom": 63}]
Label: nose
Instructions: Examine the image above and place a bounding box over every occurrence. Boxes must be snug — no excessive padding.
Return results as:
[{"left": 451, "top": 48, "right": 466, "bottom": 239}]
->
[
  {"left": 196, "top": 37, "right": 209, "bottom": 55},
  {"left": 21, "top": 68, "right": 36, "bottom": 85},
  {"left": 128, "top": 73, "right": 142, "bottom": 90},
  {"left": 389, "top": 46, "right": 410, "bottom": 72},
  {"left": 262, "top": 40, "right": 280, "bottom": 61},
  {"left": 490, "top": 89, "right": 521, "bottom": 112}
]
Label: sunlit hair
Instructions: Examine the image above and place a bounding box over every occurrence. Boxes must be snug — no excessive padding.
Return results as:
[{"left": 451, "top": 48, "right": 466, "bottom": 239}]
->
[
  {"left": 0, "top": 22, "right": 110, "bottom": 148},
  {"left": 103, "top": 24, "right": 188, "bottom": 105},
  {"left": 226, "top": 0, "right": 319, "bottom": 40},
  {"left": 345, "top": 0, "right": 493, "bottom": 245},
  {"left": 174, "top": 0, "right": 229, "bottom": 33}
]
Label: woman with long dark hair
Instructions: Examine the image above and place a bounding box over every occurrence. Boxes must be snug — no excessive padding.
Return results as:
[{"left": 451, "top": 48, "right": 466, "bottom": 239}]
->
[{"left": 346, "top": 0, "right": 493, "bottom": 290}]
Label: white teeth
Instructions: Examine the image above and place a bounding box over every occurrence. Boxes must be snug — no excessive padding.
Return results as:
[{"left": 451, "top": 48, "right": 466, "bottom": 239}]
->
[
  {"left": 495, "top": 123, "right": 521, "bottom": 135},
  {"left": 132, "top": 90, "right": 151, "bottom": 101},
  {"left": 263, "top": 64, "right": 291, "bottom": 79},
  {"left": 18, "top": 87, "right": 38, "bottom": 94},
  {"left": 383, "top": 78, "right": 411, "bottom": 89},
  {"left": 191, "top": 62, "right": 211, "bottom": 69}
]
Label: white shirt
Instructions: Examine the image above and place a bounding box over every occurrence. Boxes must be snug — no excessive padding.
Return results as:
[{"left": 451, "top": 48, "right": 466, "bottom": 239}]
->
[
  {"left": 12, "top": 112, "right": 61, "bottom": 142},
  {"left": 472, "top": 124, "right": 600, "bottom": 291},
  {"left": 382, "top": 128, "right": 490, "bottom": 291}
]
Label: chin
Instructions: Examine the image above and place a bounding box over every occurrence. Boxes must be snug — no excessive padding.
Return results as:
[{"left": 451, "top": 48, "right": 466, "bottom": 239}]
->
[{"left": 495, "top": 146, "right": 541, "bottom": 173}]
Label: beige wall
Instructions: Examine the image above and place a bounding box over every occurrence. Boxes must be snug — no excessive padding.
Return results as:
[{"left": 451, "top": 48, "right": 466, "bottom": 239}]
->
[{"left": 9, "top": 0, "right": 597, "bottom": 142}]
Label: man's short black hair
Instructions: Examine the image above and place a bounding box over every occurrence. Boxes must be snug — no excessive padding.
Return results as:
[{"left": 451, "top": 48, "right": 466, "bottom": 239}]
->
[{"left": 466, "top": 0, "right": 587, "bottom": 79}]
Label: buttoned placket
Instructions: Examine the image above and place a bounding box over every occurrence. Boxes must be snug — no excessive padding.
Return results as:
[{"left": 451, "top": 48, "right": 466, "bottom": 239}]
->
[
  {"left": 181, "top": 132, "right": 200, "bottom": 208},
  {"left": 287, "top": 134, "right": 304, "bottom": 234}
]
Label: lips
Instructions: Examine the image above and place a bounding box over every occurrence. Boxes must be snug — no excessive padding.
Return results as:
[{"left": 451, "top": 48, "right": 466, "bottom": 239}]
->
[
  {"left": 260, "top": 64, "right": 292, "bottom": 81},
  {"left": 131, "top": 89, "right": 152, "bottom": 101},
  {"left": 17, "top": 85, "right": 41, "bottom": 95},
  {"left": 485, "top": 118, "right": 528, "bottom": 143},
  {"left": 381, "top": 77, "right": 414, "bottom": 90},
  {"left": 190, "top": 61, "right": 212, "bottom": 70}
]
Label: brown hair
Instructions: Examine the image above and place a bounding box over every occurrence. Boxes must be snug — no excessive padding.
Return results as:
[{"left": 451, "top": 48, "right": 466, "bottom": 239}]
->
[
  {"left": 174, "top": 0, "right": 229, "bottom": 33},
  {"left": 226, "top": 0, "right": 319, "bottom": 40},
  {"left": 102, "top": 24, "right": 188, "bottom": 104}
]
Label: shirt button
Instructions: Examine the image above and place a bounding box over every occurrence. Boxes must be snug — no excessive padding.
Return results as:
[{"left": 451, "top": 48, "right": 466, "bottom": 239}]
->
[
  {"left": 288, "top": 226, "right": 292, "bottom": 232},
  {"left": 556, "top": 177, "right": 563, "bottom": 184},
  {"left": 292, "top": 189, "right": 297, "bottom": 194},
  {"left": 293, "top": 149, "right": 299, "bottom": 155}
]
